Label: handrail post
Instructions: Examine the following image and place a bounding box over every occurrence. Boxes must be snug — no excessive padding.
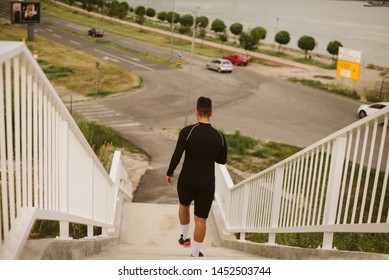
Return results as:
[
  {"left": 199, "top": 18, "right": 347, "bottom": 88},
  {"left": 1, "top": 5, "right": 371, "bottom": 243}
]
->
[
  {"left": 87, "top": 225, "right": 94, "bottom": 239},
  {"left": 268, "top": 167, "right": 284, "bottom": 244},
  {"left": 240, "top": 183, "right": 250, "bottom": 241},
  {"left": 59, "top": 221, "right": 72, "bottom": 240},
  {"left": 322, "top": 136, "right": 347, "bottom": 249}
]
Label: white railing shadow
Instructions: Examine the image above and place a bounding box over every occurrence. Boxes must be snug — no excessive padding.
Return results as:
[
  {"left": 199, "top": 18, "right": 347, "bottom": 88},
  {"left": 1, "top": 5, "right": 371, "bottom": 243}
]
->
[
  {"left": 0, "top": 42, "right": 132, "bottom": 259},
  {"left": 216, "top": 105, "right": 389, "bottom": 250}
]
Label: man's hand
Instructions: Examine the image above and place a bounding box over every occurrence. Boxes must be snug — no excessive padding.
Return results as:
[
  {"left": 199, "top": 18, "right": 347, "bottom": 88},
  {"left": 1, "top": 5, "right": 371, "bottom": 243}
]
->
[{"left": 166, "top": 176, "right": 173, "bottom": 185}]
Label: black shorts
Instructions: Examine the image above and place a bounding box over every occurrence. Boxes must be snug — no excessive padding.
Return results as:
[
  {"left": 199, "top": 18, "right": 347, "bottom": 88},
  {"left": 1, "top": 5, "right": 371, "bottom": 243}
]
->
[{"left": 177, "top": 180, "right": 215, "bottom": 219}]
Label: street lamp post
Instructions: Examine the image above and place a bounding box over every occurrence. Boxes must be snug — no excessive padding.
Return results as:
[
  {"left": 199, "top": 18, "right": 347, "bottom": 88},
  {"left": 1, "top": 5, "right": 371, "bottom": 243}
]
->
[
  {"left": 170, "top": 0, "right": 175, "bottom": 60},
  {"left": 272, "top": 17, "right": 279, "bottom": 51},
  {"left": 184, "top": 7, "right": 199, "bottom": 126}
]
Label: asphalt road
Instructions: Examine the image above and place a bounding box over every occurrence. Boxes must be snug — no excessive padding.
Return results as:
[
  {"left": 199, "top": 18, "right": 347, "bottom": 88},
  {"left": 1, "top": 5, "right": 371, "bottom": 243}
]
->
[{"left": 2, "top": 10, "right": 364, "bottom": 203}]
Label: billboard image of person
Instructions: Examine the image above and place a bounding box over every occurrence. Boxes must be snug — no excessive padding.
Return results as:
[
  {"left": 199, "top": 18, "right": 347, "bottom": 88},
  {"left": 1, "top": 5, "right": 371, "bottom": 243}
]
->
[{"left": 11, "top": 2, "right": 40, "bottom": 24}]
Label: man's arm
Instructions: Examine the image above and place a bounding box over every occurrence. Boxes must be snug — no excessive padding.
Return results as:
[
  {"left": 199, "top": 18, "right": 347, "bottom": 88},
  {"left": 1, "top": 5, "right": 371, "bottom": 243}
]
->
[
  {"left": 216, "top": 133, "right": 227, "bottom": 164},
  {"left": 166, "top": 128, "right": 187, "bottom": 178}
]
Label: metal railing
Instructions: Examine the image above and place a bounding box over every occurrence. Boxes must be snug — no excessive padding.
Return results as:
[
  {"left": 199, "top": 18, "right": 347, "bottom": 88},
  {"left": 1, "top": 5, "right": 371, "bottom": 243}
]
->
[
  {"left": 0, "top": 42, "right": 132, "bottom": 259},
  {"left": 216, "top": 105, "right": 389, "bottom": 249}
]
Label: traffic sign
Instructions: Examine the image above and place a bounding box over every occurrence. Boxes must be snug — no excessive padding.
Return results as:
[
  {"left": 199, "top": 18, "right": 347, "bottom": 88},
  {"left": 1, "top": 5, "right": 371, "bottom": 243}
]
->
[{"left": 178, "top": 51, "right": 183, "bottom": 57}]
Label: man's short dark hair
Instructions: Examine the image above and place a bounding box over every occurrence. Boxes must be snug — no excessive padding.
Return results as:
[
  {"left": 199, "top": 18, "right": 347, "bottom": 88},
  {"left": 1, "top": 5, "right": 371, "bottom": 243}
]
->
[{"left": 197, "top": 96, "right": 212, "bottom": 117}]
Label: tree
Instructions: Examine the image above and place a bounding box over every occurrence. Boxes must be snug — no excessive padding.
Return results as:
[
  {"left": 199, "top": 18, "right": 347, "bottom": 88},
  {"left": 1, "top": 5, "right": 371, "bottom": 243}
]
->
[
  {"left": 118, "top": 2, "right": 129, "bottom": 19},
  {"left": 251, "top": 26, "right": 267, "bottom": 44},
  {"left": 145, "top": 8, "right": 156, "bottom": 18},
  {"left": 298, "top": 35, "right": 316, "bottom": 58},
  {"left": 195, "top": 16, "right": 209, "bottom": 43},
  {"left": 166, "top": 11, "right": 180, "bottom": 24},
  {"left": 211, "top": 19, "right": 226, "bottom": 33},
  {"left": 275, "top": 30, "right": 291, "bottom": 51},
  {"left": 157, "top": 11, "right": 168, "bottom": 22},
  {"left": 219, "top": 32, "right": 228, "bottom": 50},
  {"left": 179, "top": 14, "right": 194, "bottom": 27},
  {"left": 178, "top": 14, "right": 194, "bottom": 34},
  {"left": 106, "top": 0, "right": 130, "bottom": 19},
  {"left": 134, "top": 5, "right": 145, "bottom": 16},
  {"left": 134, "top": 6, "right": 146, "bottom": 25},
  {"left": 230, "top": 22, "right": 243, "bottom": 37},
  {"left": 239, "top": 31, "right": 257, "bottom": 51},
  {"left": 327, "top": 40, "right": 343, "bottom": 61},
  {"left": 195, "top": 16, "right": 209, "bottom": 29}
]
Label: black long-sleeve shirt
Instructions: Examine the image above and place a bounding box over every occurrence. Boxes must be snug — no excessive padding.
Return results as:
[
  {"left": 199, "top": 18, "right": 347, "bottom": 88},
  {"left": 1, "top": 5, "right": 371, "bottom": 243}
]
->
[{"left": 167, "top": 122, "right": 227, "bottom": 184}]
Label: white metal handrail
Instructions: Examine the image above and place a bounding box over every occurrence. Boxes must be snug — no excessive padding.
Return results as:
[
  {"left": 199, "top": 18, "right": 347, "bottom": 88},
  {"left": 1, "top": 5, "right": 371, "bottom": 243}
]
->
[
  {"left": 0, "top": 42, "right": 132, "bottom": 259},
  {"left": 216, "top": 105, "right": 389, "bottom": 249}
]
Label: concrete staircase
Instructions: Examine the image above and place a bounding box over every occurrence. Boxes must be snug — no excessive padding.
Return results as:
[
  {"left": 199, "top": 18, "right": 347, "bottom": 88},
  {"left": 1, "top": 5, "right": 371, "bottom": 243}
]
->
[{"left": 82, "top": 203, "right": 268, "bottom": 260}]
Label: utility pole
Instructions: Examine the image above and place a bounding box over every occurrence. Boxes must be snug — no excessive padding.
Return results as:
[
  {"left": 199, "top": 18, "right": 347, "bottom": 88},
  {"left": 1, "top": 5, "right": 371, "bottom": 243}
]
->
[
  {"left": 272, "top": 17, "right": 279, "bottom": 51},
  {"left": 170, "top": 0, "right": 175, "bottom": 61},
  {"left": 96, "top": 62, "right": 100, "bottom": 95},
  {"left": 184, "top": 6, "right": 199, "bottom": 126}
]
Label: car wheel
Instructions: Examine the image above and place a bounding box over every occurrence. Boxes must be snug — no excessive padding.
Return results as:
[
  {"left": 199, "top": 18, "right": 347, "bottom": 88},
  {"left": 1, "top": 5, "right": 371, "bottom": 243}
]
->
[
  {"left": 218, "top": 68, "right": 222, "bottom": 73},
  {"left": 359, "top": 111, "right": 367, "bottom": 118}
]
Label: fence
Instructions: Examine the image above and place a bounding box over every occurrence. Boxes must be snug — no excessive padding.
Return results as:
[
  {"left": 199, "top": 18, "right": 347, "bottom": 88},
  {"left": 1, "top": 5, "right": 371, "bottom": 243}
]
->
[
  {"left": 0, "top": 41, "right": 132, "bottom": 259},
  {"left": 215, "top": 106, "right": 389, "bottom": 249}
]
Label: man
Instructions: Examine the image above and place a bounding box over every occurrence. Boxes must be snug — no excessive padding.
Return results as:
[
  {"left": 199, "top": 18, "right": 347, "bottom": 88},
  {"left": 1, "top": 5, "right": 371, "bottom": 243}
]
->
[{"left": 166, "top": 96, "right": 227, "bottom": 257}]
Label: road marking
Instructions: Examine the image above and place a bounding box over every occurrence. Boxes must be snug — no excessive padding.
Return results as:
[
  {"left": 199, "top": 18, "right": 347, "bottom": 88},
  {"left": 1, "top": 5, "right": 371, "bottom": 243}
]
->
[
  {"left": 52, "top": 34, "right": 62, "bottom": 39},
  {"left": 70, "top": 40, "right": 81, "bottom": 46},
  {"left": 110, "top": 122, "right": 140, "bottom": 127},
  {"left": 103, "top": 56, "right": 120, "bottom": 63},
  {"left": 124, "top": 55, "right": 141, "bottom": 62},
  {"left": 94, "top": 49, "right": 154, "bottom": 71}
]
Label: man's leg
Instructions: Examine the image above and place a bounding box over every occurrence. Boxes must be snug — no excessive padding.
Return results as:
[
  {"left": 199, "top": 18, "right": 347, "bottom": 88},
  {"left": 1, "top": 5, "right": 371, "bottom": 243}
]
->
[
  {"left": 179, "top": 204, "right": 191, "bottom": 246},
  {"left": 192, "top": 215, "right": 207, "bottom": 257},
  {"left": 193, "top": 215, "right": 206, "bottom": 242},
  {"left": 179, "top": 203, "right": 190, "bottom": 225}
]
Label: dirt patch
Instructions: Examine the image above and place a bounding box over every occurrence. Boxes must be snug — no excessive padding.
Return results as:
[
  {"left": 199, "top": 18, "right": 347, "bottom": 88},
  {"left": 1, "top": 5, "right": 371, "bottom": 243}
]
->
[{"left": 247, "top": 59, "right": 385, "bottom": 102}]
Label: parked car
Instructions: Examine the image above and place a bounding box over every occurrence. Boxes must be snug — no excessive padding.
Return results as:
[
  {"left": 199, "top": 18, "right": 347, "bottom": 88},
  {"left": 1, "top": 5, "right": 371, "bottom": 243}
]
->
[
  {"left": 358, "top": 102, "right": 389, "bottom": 118},
  {"left": 222, "top": 53, "right": 249, "bottom": 66},
  {"left": 88, "top": 28, "right": 105, "bottom": 37},
  {"left": 206, "top": 59, "right": 233, "bottom": 73}
]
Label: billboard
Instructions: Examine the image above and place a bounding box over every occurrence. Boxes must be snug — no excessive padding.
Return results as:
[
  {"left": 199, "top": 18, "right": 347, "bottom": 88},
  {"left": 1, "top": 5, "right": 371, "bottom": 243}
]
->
[
  {"left": 336, "top": 47, "right": 362, "bottom": 81},
  {"left": 11, "top": 2, "right": 40, "bottom": 24}
]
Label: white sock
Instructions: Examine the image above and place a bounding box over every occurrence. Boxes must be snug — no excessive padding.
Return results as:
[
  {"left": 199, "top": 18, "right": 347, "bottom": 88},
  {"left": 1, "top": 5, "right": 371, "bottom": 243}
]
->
[
  {"left": 181, "top": 224, "right": 190, "bottom": 240},
  {"left": 191, "top": 241, "right": 202, "bottom": 257}
]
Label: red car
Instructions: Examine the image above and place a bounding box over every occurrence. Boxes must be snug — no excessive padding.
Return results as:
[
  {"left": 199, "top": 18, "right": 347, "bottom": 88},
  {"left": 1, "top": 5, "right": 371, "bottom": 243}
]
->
[
  {"left": 88, "top": 28, "right": 106, "bottom": 37},
  {"left": 222, "top": 53, "right": 250, "bottom": 66}
]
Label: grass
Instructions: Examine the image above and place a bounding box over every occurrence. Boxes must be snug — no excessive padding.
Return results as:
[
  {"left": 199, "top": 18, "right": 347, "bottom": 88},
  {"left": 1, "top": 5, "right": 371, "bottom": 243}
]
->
[
  {"left": 244, "top": 158, "right": 389, "bottom": 254},
  {"left": 225, "top": 129, "right": 302, "bottom": 174},
  {"left": 288, "top": 77, "right": 360, "bottom": 100},
  {"left": 28, "top": 118, "right": 149, "bottom": 239},
  {"left": 1, "top": 24, "right": 141, "bottom": 97},
  {"left": 246, "top": 232, "right": 389, "bottom": 254}
]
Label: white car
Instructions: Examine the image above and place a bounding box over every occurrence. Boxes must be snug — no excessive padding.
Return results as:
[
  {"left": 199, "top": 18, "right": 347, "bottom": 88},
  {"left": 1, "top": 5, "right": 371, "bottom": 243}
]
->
[
  {"left": 206, "top": 59, "right": 233, "bottom": 73},
  {"left": 358, "top": 102, "right": 389, "bottom": 118}
]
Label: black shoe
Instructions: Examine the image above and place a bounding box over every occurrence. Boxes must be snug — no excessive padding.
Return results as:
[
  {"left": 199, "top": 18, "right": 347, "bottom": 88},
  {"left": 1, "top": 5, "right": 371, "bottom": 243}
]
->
[
  {"left": 179, "top": 234, "right": 191, "bottom": 247},
  {"left": 191, "top": 251, "right": 204, "bottom": 257}
]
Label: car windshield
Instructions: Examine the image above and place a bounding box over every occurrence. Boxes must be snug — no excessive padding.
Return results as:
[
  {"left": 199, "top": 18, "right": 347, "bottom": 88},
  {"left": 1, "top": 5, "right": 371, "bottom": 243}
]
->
[{"left": 222, "top": 61, "right": 231, "bottom": 65}]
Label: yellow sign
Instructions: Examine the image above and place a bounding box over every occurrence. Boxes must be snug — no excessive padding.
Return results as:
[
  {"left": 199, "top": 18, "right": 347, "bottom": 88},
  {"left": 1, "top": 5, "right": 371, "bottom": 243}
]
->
[
  {"left": 177, "top": 57, "right": 182, "bottom": 65},
  {"left": 336, "top": 59, "right": 360, "bottom": 81}
]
